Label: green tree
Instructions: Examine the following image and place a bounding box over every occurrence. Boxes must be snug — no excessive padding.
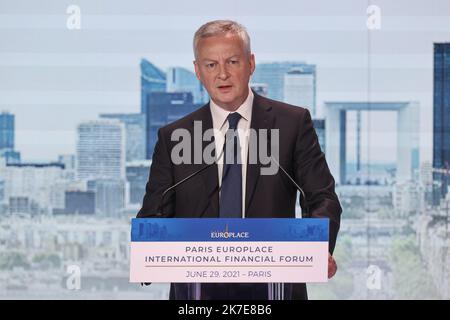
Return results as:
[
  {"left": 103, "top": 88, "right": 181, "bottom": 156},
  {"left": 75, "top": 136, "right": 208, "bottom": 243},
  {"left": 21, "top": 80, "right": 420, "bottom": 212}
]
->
[{"left": 0, "top": 252, "right": 30, "bottom": 270}]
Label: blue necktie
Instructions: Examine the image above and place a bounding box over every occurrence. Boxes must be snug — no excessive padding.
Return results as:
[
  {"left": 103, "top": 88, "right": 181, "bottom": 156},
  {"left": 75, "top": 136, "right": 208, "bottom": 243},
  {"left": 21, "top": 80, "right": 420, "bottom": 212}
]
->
[{"left": 219, "top": 112, "right": 242, "bottom": 218}]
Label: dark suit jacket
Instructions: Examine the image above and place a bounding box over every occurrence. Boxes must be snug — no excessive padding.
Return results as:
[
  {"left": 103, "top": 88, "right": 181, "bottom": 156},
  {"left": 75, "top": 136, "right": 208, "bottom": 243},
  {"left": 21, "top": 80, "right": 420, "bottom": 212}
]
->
[{"left": 137, "top": 91, "right": 342, "bottom": 300}]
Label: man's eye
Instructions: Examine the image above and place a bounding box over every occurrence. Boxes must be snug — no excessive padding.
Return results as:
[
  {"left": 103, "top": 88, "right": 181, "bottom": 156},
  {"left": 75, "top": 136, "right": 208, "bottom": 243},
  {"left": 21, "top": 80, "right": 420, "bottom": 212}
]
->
[
  {"left": 229, "top": 60, "right": 238, "bottom": 65},
  {"left": 206, "top": 63, "right": 216, "bottom": 68}
]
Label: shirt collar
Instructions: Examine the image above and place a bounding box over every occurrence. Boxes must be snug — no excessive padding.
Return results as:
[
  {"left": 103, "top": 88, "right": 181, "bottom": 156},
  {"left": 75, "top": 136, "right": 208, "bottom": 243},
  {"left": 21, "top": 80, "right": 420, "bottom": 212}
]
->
[{"left": 210, "top": 87, "right": 254, "bottom": 130}]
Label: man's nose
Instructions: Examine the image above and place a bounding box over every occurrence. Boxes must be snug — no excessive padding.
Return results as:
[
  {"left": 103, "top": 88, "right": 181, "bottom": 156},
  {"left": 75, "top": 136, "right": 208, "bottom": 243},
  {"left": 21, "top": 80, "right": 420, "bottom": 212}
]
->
[{"left": 217, "top": 64, "right": 230, "bottom": 80}]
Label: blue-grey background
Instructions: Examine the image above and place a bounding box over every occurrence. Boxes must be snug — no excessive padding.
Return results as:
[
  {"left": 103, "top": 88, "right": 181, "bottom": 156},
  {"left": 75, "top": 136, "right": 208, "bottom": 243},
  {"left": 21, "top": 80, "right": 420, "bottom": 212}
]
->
[{"left": 0, "top": 0, "right": 449, "bottom": 299}]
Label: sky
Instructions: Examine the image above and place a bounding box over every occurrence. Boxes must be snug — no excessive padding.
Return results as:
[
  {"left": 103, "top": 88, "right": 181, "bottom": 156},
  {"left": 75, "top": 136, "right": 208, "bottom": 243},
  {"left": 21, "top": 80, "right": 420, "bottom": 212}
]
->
[{"left": 1, "top": 0, "right": 450, "bottom": 164}]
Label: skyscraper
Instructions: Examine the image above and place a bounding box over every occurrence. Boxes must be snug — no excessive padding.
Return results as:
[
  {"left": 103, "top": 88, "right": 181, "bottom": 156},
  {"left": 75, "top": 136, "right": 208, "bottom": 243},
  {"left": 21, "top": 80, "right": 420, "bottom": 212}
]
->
[
  {"left": 251, "top": 62, "right": 316, "bottom": 107},
  {"left": 76, "top": 120, "right": 125, "bottom": 180},
  {"left": 58, "top": 154, "right": 76, "bottom": 171},
  {"left": 284, "top": 67, "right": 316, "bottom": 116},
  {"left": 1, "top": 162, "right": 66, "bottom": 214},
  {"left": 145, "top": 92, "right": 200, "bottom": 159},
  {"left": 0, "top": 112, "right": 20, "bottom": 164},
  {"left": 433, "top": 43, "right": 450, "bottom": 203},
  {"left": 87, "top": 179, "right": 125, "bottom": 217},
  {"left": 166, "top": 67, "right": 208, "bottom": 104},
  {"left": 140, "top": 59, "right": 166, "bottom": 114},
  {"left": 0, "top": 112, "right": 14, "bottom": 150},
  {"left": 58, "top": 154, "right": 77, "bottom": 182},
  {"left": 99, "top": 113, "right": 146, "bottom": 162},
  {"left": 325, "top": 101, "right": 420, "bottom": 185},
  {"left": 64, "top": 191, "right": 95, "bottom": 215},
  {"left": 126, "top": 161, "right": 151, "bottom": 205}
]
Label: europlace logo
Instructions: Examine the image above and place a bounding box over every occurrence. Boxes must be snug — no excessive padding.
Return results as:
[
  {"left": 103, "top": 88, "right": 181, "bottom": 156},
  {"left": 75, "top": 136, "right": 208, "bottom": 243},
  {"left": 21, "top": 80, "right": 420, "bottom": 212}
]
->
[{"left": 210, "top": 224, "right": 250, "bottom": 239}]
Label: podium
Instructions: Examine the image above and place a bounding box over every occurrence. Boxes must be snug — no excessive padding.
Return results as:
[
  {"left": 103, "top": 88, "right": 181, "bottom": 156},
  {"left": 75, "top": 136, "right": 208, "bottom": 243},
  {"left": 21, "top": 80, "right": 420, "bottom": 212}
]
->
[{"left": 130, "top": 218, "right": 329, "bottom": 300}]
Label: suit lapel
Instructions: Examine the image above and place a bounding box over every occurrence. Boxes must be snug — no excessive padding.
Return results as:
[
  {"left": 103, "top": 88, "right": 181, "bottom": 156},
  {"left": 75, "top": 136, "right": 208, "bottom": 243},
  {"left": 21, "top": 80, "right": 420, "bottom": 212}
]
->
[{"left": 245, "top": 93, "right": 274, "bottom": 215}]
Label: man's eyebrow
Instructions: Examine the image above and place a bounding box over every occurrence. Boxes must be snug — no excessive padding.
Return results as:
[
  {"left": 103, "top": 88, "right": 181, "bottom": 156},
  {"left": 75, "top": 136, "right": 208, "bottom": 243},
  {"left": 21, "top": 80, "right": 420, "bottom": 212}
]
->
[
  {"left": 200, "top": 55, "right": 241, "bottom": 63},
  {"left": 200, "top": 58, "right": 218, "bottom": 63}
]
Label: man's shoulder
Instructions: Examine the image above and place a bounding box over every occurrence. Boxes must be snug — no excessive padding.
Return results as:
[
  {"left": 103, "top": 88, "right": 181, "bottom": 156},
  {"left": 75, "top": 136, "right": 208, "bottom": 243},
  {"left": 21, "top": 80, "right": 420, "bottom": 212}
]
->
[{"left": 255, "top": 93, "right": 311, "bottom": 119}]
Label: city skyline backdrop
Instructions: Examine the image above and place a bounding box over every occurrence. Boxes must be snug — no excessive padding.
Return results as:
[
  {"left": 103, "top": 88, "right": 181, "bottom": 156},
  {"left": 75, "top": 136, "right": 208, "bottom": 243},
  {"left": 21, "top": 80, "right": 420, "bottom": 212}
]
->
[
  {"left": 1, "top": 0, "right": 450, "bottom": 301},
  {"left": 2, "top": 0, "right": 450, "bottom": 163}
]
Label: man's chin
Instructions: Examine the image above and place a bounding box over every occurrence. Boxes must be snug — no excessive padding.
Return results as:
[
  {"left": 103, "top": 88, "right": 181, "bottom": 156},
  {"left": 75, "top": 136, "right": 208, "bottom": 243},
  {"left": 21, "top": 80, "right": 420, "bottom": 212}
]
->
[
  {"left": 214, "top": 92, "right": 234, "bottom": 100},
  {"left": 211, "top": 96, "right": 237, "bottom": 109}
]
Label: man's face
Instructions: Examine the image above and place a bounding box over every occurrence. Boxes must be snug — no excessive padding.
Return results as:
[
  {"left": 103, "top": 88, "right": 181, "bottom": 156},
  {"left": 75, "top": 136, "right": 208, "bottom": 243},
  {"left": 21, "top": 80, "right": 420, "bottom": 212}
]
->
[{"left": 194, "top": 34, "right": 255, "bottom": 111}]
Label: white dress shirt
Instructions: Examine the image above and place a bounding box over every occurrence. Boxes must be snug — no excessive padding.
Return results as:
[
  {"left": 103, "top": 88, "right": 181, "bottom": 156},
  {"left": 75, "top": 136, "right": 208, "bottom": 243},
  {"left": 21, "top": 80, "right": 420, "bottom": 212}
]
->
[{"left": 209, "top": 88, "right": 254, "bottom": 217}]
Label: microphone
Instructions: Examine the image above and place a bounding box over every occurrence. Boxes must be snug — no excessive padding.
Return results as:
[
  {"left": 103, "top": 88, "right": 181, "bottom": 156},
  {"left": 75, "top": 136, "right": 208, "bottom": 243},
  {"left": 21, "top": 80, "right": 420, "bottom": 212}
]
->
[
  {"left": 266, "top": 128, "right": 310, "bottom": 217},
  {"left": 156, "top": 132, "right": 229, "bottom": 217},
  {"left": 269, "top": 156, "right": 309, "bottom": 217},
  {"left": 156, "top": 162, "right": 216, "bottom": 217}
]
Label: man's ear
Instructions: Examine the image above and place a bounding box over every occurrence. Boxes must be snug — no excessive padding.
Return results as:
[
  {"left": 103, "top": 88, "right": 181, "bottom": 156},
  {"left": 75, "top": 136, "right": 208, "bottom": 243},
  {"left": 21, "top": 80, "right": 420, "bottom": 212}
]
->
[
  {"left": 193, "top": 60, "right": 201, "bottom": 81},
  {"left": 249, "top": 53, "right": 256, "bottom": 76}
]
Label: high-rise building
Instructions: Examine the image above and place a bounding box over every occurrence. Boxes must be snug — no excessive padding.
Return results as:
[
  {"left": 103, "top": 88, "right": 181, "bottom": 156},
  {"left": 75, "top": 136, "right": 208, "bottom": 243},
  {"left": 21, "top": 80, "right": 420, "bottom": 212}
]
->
[
  {"left": 0, "top": 112, "right": 14, "bottom": 150},
  {"left": 420, "top": 161, "right": 434, "bottom": 208},
  {"left": 394, "top": 180, "right": 420, "bottom": 217},
  {"left": 420, "top": 161, "right": 433, "bottom": 186},
  {"left": 77, "top": 120, "right": 125, "bottom": 180},
  {"left": 433, "top": 43, "right": 450, "bottom": 203},
  {"left": 284, "top": 67, "right": 316, "bottom": 116},
  {"left": 325, "top": 101, "right": 420, "bottom": 185},
  {"left": 0, "top": 162, "right": 66, "bottom": 213},
  {"left": 0, "top": 112, "right": 20, "bottom": 164},
  {"left": 99, "top": 113, "right": 146, "bottom": 162},
  {"left": 58, "top": 154, "right": 76, "bottom": 171},
  {"left": 87, "top": 179, "right": 125, "bottom": 217},
  {"left": 140, "top": 59, "right": 166, "bottom": 115},
  {"left": 0, "top": 179, "right": 4, "bottom": 204},
  {"left": 58, "top": 154, "right": 76, "bottom": 181},
  {"left": 251, "top": 62, "right": 316, "bottom": 106},
  {"left": 166, "top": 67, "right": 208, "bottom": 104},
  {"left": 0, "top": 150, "right": 20, "bottom": 164},
  {"left": 126, "top": 161, "right": 151, "bottom": 205},
  {"left": 145, "top": 92, "right": 200, "bottom": 159},
  {"left": 9, "top": 196, "right": 32, "bottom": 214},
  {"left": 64, "top": 191, "right": 95, "bottom": 215}
]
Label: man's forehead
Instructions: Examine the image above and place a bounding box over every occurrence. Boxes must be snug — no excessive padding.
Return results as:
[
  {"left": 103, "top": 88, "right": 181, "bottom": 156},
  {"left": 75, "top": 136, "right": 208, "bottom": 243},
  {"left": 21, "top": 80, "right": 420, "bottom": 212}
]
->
[
  {"left": 197, "top": 34, "right": 245, "bottom": 57},
  {"left": 201, "top": 32, "right": 240, "bottom": 42}
]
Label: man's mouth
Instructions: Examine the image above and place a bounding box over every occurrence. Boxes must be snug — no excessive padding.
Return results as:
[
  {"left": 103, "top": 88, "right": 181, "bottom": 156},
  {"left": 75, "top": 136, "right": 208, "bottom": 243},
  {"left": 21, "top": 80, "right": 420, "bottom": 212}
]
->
[{"left": 217, "top": 85, "right": 232, "bottom": 92}]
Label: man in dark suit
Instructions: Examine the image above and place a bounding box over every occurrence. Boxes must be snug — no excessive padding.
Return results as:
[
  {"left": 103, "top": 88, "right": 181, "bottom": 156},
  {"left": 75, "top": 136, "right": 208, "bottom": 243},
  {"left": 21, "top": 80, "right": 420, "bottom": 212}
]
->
[{"left": 137, "top": 20, "right": 342, "bottom": 300}]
